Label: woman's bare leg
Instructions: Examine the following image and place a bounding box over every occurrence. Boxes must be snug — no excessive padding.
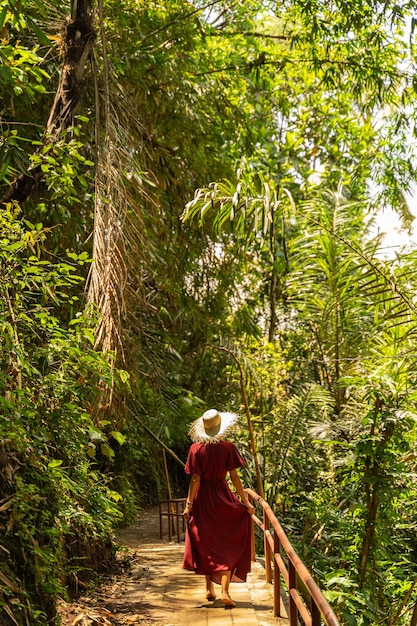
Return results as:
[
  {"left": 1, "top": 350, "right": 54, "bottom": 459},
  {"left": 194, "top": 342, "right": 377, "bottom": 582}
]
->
[
  {"left": 205, "top": 575, "right": 216, "bottom": 600},
  {"left": 221, "top": 571, "right": 235, "bottom": 607}
]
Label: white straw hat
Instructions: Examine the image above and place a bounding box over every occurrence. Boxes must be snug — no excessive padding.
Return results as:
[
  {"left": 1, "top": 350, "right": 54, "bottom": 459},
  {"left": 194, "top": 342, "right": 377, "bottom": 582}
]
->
[{"left": 188, "top": 409, "right": 239, "bottom": 443}]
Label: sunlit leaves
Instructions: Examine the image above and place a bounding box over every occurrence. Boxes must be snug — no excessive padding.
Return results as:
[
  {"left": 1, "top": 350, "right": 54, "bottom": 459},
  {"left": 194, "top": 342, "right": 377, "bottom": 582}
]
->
[{"left": 0, "top": 206, "right": 132, "bottom": 624}]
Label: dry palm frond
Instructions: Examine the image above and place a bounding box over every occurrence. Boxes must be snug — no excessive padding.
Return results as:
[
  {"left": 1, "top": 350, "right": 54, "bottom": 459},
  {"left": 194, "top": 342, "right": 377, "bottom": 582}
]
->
[
  {"left": 86, "top": 0, "right": 146, "bottom": 415},
  {"left": 87, "top": 127, "right": 128, "bottom": 359},
  {"left": 84, "top": 0, "right": 173, "bottom": 424},
  {"left": 87, "top": 0, "right": 123, "bottom": 361},
  {"left": 87, "top": 0, "right": 154, "bottom": 353}
]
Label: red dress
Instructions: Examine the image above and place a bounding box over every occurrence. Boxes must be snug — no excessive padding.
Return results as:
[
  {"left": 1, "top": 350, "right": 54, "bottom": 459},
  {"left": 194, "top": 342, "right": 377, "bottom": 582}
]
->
[{"left": 182, "top": 440, "right": 252, "bottom": 584}]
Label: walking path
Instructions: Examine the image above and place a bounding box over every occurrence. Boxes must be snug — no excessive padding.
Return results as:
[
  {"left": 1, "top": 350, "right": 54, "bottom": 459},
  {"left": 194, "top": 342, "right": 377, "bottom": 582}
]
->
[
  {"left": 58, "top": 506, "right": 289, "bottom": 625},
  {"left": 117, "top": 506, "right": 289, "bottom": 625}
]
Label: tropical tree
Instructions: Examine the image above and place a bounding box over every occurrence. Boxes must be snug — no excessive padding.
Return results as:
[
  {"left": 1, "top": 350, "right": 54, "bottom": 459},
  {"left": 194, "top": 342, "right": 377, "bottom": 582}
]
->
[{"left": 3, "top": 0, "right": 417, "bottom": 623}]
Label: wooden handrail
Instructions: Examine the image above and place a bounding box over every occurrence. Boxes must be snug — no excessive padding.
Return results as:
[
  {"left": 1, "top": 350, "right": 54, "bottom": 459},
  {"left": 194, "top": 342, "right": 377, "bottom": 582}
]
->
[{"left": 245, "top": 488, "right": 340, "bottom": 626}]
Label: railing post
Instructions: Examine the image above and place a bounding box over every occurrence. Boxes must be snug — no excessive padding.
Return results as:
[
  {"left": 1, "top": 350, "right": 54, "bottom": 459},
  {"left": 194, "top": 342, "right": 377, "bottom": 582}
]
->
[
  {"left": 289, "top": 558, "right": 298, "bottom": 626},
  {"left": 176, "top": 500, "right": 181, "bottom": 543},
  {"left": 166, "top": 502, "right": 172, "bottom": 541},
  {"left": 273, "top": 529, "right": 281, "bottom": 617},
  {"left": 312, "top": 599, "right": 321, "bottom": 626},
  {"left": 159, "top": 501, "right": 162, "bottom": 539},
  {"left": 249, "top": 494, "right": 256, "bottom": 561},
  {"left": 264, "top": 507, "right": 272, "bottom": 584},
  {"left": 169, "top": 501, "right": 176, "bottom": 539},
  {"left": 244, "top": 488, "right": 341, "bottom": 626}
]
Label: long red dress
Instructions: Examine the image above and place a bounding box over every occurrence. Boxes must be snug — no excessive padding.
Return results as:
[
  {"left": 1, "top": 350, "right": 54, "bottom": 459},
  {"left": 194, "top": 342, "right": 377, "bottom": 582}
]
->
[{"left": 182, "top": 440, "right": 252, "bottom": 584}]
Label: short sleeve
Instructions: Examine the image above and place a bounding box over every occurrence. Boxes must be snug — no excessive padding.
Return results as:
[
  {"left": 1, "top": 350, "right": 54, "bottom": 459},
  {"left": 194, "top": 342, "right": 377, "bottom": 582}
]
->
[
  {"left": 184, "top": 443, "right": 202, "bottom": 475},
  {"left": 225, "top": 442, "right": 245, "bottom": 471}
]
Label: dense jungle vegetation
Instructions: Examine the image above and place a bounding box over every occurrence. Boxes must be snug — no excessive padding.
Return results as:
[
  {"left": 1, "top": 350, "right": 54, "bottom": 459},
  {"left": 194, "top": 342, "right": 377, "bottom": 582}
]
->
[{"left": 2, "top": 0, "right": 417, "bottom": 623}]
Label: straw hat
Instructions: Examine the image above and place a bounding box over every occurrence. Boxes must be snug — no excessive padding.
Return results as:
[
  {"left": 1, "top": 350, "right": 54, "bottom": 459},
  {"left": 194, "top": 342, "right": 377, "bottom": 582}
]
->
[{"left": 188, "top": 409, "right": 239, "bottom": 443}]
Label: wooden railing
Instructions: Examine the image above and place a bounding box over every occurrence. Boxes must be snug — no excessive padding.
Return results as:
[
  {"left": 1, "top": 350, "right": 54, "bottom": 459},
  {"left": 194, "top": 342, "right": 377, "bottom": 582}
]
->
[
  {"left": 245, "top": 488, "right": 340, "bottom": 626},
  {"left": 159, "top": 498, "right": 186, "bottom": 542}
]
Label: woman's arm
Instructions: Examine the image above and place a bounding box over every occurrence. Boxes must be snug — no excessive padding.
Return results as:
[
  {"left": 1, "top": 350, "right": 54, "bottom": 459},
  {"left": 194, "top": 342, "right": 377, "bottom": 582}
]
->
[
  {"left": 183, "top": 474, "right": 200, "bottom": 520},
  {"left": 230, "top": 469, "right": 255, "bottom": 515}
]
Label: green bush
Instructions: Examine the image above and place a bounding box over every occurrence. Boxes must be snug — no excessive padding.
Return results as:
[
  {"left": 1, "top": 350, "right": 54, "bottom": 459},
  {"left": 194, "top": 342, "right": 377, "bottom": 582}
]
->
[{"left": 0, "top": 206, "right": 127, "bottom": 625}]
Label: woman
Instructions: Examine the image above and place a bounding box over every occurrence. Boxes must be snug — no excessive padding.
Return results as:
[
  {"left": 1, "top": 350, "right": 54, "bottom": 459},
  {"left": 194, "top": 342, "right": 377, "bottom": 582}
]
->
[{"left": 182, "top": 408, "right": 255, "bottom": 607}]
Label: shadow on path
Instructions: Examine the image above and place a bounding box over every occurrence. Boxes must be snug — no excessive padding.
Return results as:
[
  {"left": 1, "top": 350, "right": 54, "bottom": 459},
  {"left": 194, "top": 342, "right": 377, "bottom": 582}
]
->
[{"left": 58, "top": 506, "right": 287, "bottom": 626}]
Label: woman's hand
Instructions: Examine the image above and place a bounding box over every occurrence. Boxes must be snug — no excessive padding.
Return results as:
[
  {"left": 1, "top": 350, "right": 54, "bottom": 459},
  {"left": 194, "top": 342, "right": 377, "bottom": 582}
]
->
[{"left": 183, "top": 499, "right": 192, "bottom": 520}]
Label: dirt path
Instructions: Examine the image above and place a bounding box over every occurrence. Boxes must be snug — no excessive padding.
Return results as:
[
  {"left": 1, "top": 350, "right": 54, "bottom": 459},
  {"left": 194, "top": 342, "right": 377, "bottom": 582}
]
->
[{"left": 58, "top": 506, "right": 287, "bottom": 626}]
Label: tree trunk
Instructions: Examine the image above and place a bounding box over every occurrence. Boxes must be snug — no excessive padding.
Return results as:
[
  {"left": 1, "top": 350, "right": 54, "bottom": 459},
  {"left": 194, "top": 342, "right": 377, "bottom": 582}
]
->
[
  {"left": 268, "top": 269, "right": 278, "bottom": 343},
  {"left": 358, "top": 487, "right": 379, "bottom": 586},
  {"left": 358, "top": 399, "right": 395, "bottom": 587},
  {"left": 47, "top": 0, "right": 96, "bottom": 136},
  {"left": 1, "top": 0, "right": 95, "bottom": 206}
]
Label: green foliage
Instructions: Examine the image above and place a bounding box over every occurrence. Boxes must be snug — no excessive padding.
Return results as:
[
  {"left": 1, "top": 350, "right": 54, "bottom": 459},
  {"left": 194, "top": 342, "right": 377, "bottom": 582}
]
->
[
  {"left": 2, "top": 0, "right": 417, "bottom": 624},
  {"left": 29, "top": 129, "right": 94, "bottom": 202},
  {"left": 0, "top": 44, "right": 49, "bottom": 97},
  {"left": 0, "top": 207, "right": 128, "bottom": 625},
  {"left": 183, "top": 155, "right": 417, "bottom": 623}
]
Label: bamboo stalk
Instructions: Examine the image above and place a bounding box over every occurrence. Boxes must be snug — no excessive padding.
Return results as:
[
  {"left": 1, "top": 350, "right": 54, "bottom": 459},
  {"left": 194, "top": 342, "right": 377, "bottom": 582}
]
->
[
  {"left": 209, "top": 344, "right": 264, "bottom": 498},
  {"left": 125, "top": 404, "right": 185, "bottom": 468}
]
